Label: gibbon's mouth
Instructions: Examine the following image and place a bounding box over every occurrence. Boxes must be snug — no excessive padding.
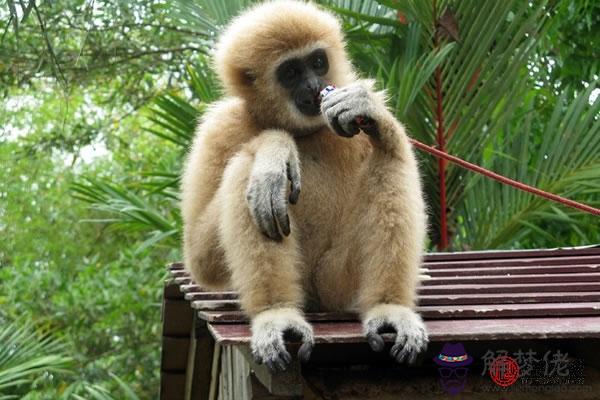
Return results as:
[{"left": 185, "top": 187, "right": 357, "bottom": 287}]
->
[
  {"left": 295, "top": 99, "right": 321, "bottom": 117},
  {"left": 294, "top": 86, "right": 322, "bottom": 116}
]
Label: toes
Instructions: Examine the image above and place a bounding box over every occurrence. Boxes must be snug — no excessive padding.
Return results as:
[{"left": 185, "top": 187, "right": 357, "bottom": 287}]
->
[
  {"left": 390, "top": 341, "right": 402, "bottom": 358},
  {"left": 391, "top": 340, "right": 419, "bottom": 364},
  {"left": 260, "top": 345, "right": 292, "bottom": 372},
  {"left": 390, "top": 334, "right": 407, "bottom": 358},
  {"left": 363, "top": 305, "right": 429, "bottom": 363},
  {"left": 289, "top": 324, "right": 314, "bottom": 363},
  {"left": 298, "top": 341, "right": 313, "bottom": 363},
  {"left": 252, "top": 351, "right": 263, "bottom": 365},
  {"left": 266, "top": 354, "right": 288, "bottom": 372},
  {"left": 391, "top": 341, "right": 420, "bottom": 364},
  {"left": 251, "top": 310, "right": 315, "bottom": 371},
  {"left": 390, "top": 326, "right": 428, "bottom": 364},
  {"left": 392, "top": 344, "right": 410, "bottom": 363},
  {"left": 366, "top": 332, "right": 385, "bottom": 352}
]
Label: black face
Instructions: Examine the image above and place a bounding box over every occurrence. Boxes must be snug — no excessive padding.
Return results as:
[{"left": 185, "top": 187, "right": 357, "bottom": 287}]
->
[{"left": 276, "top": 49, "right": 329, "bottom": 116}]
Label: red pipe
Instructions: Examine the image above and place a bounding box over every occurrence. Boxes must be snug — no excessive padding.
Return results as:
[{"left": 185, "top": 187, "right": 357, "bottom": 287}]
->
[
  {"left": 433, "top": 0, "right": 449, "bottom": 250},
  {"left": 409, "top": 139, "right": 600, "bottom": 217}
]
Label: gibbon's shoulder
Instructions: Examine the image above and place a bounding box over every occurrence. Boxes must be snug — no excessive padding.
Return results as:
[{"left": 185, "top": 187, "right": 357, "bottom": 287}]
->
[
  {"left": 193, "top": 97, "right": 257, "bottom": 148},
  {"left": 199, "top": 97, "right": 247, "bottom": 124}
]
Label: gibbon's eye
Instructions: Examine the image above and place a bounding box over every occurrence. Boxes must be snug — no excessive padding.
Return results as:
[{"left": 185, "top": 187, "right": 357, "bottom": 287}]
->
[
  {"left": 276, "top": 58, "right": 304, "bottom": 88},
  {"left": 285, "top": 66, "right": 299, "bottom": 80},
  {"left": 313, "top": 56, "right": 324, "bottom": 69},
  {"left": 308, "top": 49, "right": 329, "bottom": 75}
]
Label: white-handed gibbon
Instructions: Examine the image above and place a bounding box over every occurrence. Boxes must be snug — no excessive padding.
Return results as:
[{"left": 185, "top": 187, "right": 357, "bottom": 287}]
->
[{"left": 181, "top": 0, "right": 428, "bottom": 371}]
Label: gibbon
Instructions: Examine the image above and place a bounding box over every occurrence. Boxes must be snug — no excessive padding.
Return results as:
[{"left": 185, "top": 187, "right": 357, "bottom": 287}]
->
[{"left": 181, "top": 0, "right": 428, "bottom": 371}]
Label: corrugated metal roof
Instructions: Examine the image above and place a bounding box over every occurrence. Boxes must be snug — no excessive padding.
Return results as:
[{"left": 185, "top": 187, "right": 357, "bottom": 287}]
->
[
  {"left": 171, "top": 246, "right": 600, "bottom": 338},
  {"left": 160, "top": 246, "right": 600, "bottom": 399}
]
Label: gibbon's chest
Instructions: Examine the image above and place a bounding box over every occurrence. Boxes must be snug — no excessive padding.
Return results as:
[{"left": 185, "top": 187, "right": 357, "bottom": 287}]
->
[
  {"left": 296, "top": 129, "right": 372, "bottom": 181},
  {"left": 293, "top": 131, "right": 372, "bottom": 236}
]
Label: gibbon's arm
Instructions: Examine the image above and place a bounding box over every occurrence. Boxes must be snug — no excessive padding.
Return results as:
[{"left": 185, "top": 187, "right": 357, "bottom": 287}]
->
[
  {"left": 245, "top": 130, "right": 301, "bottom": 241},
  {"left": 320, "top": 80, "right": 410, "bottom": 158},
  {"left": 181, "top": 99, "right": 255, "bottom": 288},
  {"left": 181, "top": 99, "right": 253, "bottom": 226},
  {"left": 321, "top": 80, "right": 428, "bottom": 363}
]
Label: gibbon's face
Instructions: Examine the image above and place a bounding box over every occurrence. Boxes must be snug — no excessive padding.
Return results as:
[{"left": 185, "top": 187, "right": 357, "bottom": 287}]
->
[
  {"left": 275, "top": 48, "right": 329, "bottom": 118},
  {"left": 214, "top": 1, "right": 355, "bottom": 134}
]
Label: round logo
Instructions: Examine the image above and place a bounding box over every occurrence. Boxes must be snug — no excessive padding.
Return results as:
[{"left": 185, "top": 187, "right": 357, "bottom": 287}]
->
[{"left": 489, "top": 356, "right": 520, "bottom": 387}]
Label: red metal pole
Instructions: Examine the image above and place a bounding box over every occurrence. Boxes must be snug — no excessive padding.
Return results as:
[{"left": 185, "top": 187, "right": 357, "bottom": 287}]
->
[
  {"left": 433, "top": 0, "right": 449, "bottom": 251},
  {"left": 409, "top": 138, "right": 600, "bottom": 217}
]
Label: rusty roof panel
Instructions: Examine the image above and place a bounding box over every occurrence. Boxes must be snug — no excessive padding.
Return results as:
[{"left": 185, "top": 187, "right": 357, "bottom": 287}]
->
[
  {"left": 208, "top": 316, "right": 600, "bottom": 344},
  {"left": 165, "top": 246, "right": 600, "bottom": 342}
]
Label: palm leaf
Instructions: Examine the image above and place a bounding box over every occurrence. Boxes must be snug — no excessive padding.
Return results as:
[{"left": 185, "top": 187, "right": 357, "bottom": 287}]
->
[
  {"left": 0, "top": 320, "right": 72, "bottom": 396},
  {"left": 458, "top": 81, "right": 600, "bottom": 249}
]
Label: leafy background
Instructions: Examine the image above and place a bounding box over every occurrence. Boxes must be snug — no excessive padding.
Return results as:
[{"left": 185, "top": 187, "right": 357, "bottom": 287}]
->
[{"left": 1, "top": 0, "right": 598, "bottom": 397}]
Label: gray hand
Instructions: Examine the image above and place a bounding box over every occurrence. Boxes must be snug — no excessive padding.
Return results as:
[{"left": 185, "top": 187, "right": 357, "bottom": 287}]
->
[
  {"left": 321, "top": 82, "right": 379, "bottom": 138},
  {"left": 246, "top": 149, "right": 301, "bottom": 241}
]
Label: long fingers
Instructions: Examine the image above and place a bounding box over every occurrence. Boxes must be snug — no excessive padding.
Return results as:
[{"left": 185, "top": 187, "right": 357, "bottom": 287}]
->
[
  {"left": 286, "top": 153, "right": 301, "bottom": 204},
  {"left": 271, "top": 176, "right": 291, "bottom": 237}
]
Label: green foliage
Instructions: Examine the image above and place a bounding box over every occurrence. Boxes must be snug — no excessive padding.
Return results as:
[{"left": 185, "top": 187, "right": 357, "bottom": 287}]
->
[
  {"left": 1, "top": 0, "right": 598, "bottom": 398},
  {"left": 0, "top": 133, "right": 169, "bottom": 397},
  {"left": 542, "top": 0, "right": 599, "bottom": 90},
  {"left": 317, "top": 0, "right": 599, "bottom": 248},
  {"left": 72, "top": 58, "right": 219, "bottom": 250},
  {"left": 460, "top": 83, "right": 600, "bottom": 248},
  {"left": 0, "top": 0, "right": 209, "bottom": 89},
  {"left": 0, "top": 320, "right": 72, "bottom": 399}
]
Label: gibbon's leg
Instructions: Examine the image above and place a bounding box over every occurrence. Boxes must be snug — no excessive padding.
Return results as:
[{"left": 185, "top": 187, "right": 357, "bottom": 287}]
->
[
  {"left": 322, "top": 81, "right": 428, "bottom": 363},
  {"left": 183, "top": 196, "right": 230, "bottom": 289},
  {"left": 217, "top": 130, "right": 313, "bottom": 371}
]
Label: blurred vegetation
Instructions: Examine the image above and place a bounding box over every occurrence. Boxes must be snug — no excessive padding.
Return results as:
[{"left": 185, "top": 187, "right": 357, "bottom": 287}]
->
[{"left": 1, "top": 0, "right": 598, "bottom": 397}]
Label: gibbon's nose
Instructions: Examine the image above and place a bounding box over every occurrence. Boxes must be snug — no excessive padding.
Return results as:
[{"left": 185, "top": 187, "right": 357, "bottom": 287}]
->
[
  {"left": 306, "top": 77, "right": 321, "bottom": 93},
  {"left": 299, "top": 95, "right": 317, "bottom": 108},
  {"left": 296, "top": 88, "right": 321, "bottom": 116},
  {"left": 295, "top": 75, "right": 324, "bottom": 116}
]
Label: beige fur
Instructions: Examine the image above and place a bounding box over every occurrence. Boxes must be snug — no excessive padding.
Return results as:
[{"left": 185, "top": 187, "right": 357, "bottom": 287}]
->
[{"left": 181, "top": 0, "right": 428, "bottom": 364}]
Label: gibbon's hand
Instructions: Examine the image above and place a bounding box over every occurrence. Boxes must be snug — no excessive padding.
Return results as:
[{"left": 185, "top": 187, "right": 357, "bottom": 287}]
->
[
  {"left": 246, "top": 146, "right": 301, "bottom": 241},
  {"left": 363, "top": 304, "right": 428, "bottom": 364},
  {"left": 321, "top": 81, "right": 380, "bottom": 138},
  {"left": 251, "top": 307, "right": 314, "bottom": 371}
]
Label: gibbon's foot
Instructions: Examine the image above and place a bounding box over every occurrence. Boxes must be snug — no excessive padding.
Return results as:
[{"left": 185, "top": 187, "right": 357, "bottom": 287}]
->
[
  {"left": 246, "top": 146, "right": 301, "bottom": 241},
  {"left": 363, "top": 304, "right": 428, "bottom": 364},
  {"left": 320, "top": 81, "right": 380, "bottom": 138},
  {"left": 250, "top": 307, "right": 314, "bottom": 372}
]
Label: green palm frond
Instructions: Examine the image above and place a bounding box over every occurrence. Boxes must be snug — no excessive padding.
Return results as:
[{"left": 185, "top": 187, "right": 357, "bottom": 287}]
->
[
  {"left": 73, "top": 0, "right": 597, "bottom": 252},
  {"left": 171, "top": 0, "right": 256, "bottom": 34},
  {"left": 145, "top": 93, "right": 200, "bottom": 148},
  {"left": 459, "top": 81, "right": 600, "bottom": 249},
  {"left": 71, "top": 177, "right": 180, "bottom": 250},
  {"left": 326, "top": 0, "right": 563, "bottom": 248},
  {"left": 0, "top": 320, "right": 72, "bottom": 398}
]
